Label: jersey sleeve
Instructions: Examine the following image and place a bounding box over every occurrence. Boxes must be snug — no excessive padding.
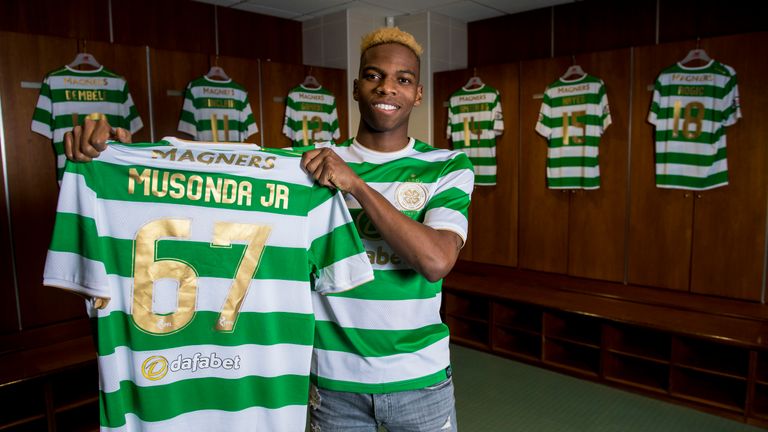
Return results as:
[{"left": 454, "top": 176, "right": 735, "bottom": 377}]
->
[
  {"left": 647, "top": 76, "right": 662, "bottom": 126},
  {"left": 722, "top": 71, "right": 742, "bottom": 127},
  {"left": 282, "top": 91, "right": 296, "bottom": 140},
  {"left": 423, "top": 152, "right": 475, "bottom": 245},
  {"left": 239, "top": 94, "right": 259, "bottom": 140},
  {"left": 43, "top": 161, "right": 111, "bottom": 299},
  {"left": 329, "top": 100, "right": 340, "bottom": 140},
  {"left": 121, "top": 80, "right": 143, "bottom": 134},
  {"left": 493, "top": 90, "right": 504, "bottom": 136},
  {"left": 178, "top": 82, "right": 198, "bottom": 137},
  {"left": 599, "top": 81, "right": 612, "bottom": 133},
  {"left": 307, "top": 187, "right": 373, "bottom": 294},
  {"left": 535, "top": 89, "right": 552, "bottom": 137},
  {"left": 31, "top": 74, "right": 54, "bottom": 138}
]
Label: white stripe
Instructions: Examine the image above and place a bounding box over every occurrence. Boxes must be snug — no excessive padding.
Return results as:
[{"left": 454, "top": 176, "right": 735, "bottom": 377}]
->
[
  {"left": 457, "top": 146, "right": 496, "bottom": 158},
  {"left": 43, "top": 251, "right": 110, "bottom": 297},
  {"left": 48, "top": 75, "right": 128, "bottom": 91},
  {"left": 449, "top": 92, "right": 497, "bottom": 106},
  {"left": 312, "top": 337, "right": 449, "bottom": 384},
  {"left": 314, "top": 252, "right": 374, "bottom": 294},
  {"left": 655, "top": 139, "right": 724, "bottom": 156},
  {"left": 541, "top": 123, "right": 605, "bottom": 139},
  {"left": 548, "top": 166, "right": 600, "bottom": 179},
  {"left": 432, "top": 167, "right": 474, "bottom": 196},
  {"left": 472, "top": 165, "right": 496, "bottom": 176},
  {"left": 31, "top": 119, "right": 53, "bottom": 138},
  {"left": 103, "top": 401, "right": 307, "bottom": 432},
  {"left": 289, "top": 90, "right": 336, "bottom": 105},
  {"left": 313, "top": 295, "right": 442, "bottom": 330},
  {"left": 99, "top": 343, "right": 312, "bottom": 392},
  {"left": 424, "top": 208, "right": 468, "bottom": 241},
  {"left": 307, "top": 192, "right": 353, "bottom": 244},
  {"left": 189, "top": 86, "right": 249, "bottom": 101},
  {"left": 360, "top": 239, "right": 410, "bottom": 271}
]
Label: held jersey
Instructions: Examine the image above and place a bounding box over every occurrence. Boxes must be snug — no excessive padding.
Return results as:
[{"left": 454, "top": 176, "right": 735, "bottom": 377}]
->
[
  {"left": 535, "top": 74, "right": 612, "bottom": 190},
  {"left": 282, "top": 85, "right": 340, "bottom": 147},
  {"left": 648, "top": 60, "right": 741, "bottom": 190},
  {"left": 446, "top": 84, "right": 503, "bottom": 186},
  {"left": 43, "top": 137, "right": 373, "bottom": 432},
  {"left": 178, "top": 76, "right": 258, "bottom": 142},
  {"left": 310, "top": 138, "right": 475, "bottom": 394},
  {"left": 31, "top": 65, "right": 143, "bottom": 180}
]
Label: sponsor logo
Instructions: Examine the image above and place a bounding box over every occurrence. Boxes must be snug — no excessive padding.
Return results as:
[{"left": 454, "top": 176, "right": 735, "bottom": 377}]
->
[
  {"left": 141, "top": 353, "right": 242, "bottom": 382},
  {"left": 355, "top": 211, "right": 381, "bottom": 241}
]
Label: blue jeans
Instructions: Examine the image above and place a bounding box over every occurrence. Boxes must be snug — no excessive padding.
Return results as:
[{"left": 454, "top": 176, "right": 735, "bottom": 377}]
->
[{"left": 309, "top": 378, "right": 457, "bottom": 432}]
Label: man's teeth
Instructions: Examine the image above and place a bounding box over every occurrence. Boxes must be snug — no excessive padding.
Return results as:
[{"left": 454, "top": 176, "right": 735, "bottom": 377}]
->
[{"left": 375, "top": 103, "right": 397, "bottom": 111}]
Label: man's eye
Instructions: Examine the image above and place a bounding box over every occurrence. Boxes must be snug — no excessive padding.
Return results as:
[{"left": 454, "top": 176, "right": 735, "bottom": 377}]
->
[
  {"left": 399, "top": 78, "right": 412, "bottom": 84},
  {"left": 365, "top": 73, "right": 381, "bottom": 80}
]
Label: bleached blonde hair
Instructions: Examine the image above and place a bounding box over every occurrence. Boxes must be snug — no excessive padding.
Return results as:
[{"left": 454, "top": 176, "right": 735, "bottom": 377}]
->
[{"left": 360, "top": 27, "right": 423, "bottom": 58}]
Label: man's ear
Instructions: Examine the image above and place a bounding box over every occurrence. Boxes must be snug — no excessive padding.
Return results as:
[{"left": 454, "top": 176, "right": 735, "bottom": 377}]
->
[
  {"left": 353, "top": 79, "right": 359, "bottom": 101},
  {"left": 414, "top": 83, "right": 423, "bottom": 107}
]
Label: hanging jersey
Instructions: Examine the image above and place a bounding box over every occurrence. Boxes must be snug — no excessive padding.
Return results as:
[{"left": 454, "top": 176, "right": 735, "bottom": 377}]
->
[
  {"left": 446, "top": 84, "right": 503, "bottom": 186},
  {"left": 178, "top": 76, "right": 258, "bottom": 142},
  {"left": 282, "top": 85, "right": 340, "bottom": 147},
  {"left": 309, "top": 138, "right": 474, "bottom": 394},
  {"left": 535, "top": 74, "right": 611, "bottom": 189},
  {"left": 648, "top": 60, "right": 741, "bottom": 190},
  {"left": 43, "top": 138, "right": 373, "bottom": 432},
  {"left": 31, "top": 65, "right": 143, "bottom": 180}
]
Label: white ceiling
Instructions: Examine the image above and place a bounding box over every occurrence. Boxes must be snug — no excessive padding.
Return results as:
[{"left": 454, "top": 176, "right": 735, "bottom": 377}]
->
[{"left": 195, "top": 0, "right": 573, "bottom": 22}]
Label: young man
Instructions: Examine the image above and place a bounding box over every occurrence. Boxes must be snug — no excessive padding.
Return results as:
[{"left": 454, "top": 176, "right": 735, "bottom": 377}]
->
[{"left": 65, "top": 27, "right": 474, "bottom": 432}]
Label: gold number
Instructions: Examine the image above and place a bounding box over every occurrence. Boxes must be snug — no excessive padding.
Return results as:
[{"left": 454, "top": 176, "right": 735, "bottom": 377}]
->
[
  {"left": 302, "top": 115, "right": 325, "bottom": 146},
  {"left": 462, "top": 117, "right": 482, "bottom": 147},
  {"left": 310, "top": 116, "right": 324, "bottom": 143},
  {"left": 132, "top": 219, "right": 272, "bottom": 335},
  {"left": 672, "top": 100, "right": 705, "bottom": 139},
  {"left": 562, "top": 110, "right": 586, "bottom": 145}
]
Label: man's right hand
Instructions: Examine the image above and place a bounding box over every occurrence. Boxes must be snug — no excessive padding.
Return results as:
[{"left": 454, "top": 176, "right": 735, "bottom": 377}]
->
[{"left": 64, "top": 117, "right": 132, "bottom": 162}]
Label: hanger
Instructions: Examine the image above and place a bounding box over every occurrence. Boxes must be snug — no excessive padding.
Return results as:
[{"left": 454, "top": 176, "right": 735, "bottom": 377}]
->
[
  {"left": 561, "top": 56, "right": 586, "bottom": 80},
  {"left": 68, "top": 40, "right": 101, "bottom": 70},
  {"left": 302, "top": 67, "right": 321, "bottom": 89},
  {"left": 464, "top": 68, "right": 484, "bottom": 89},
  {"left": 206, "top": 56, "right": 230, "bottom": 80},
  {"left": 679, "top": 38, "right": 711, "bottom": 66}
]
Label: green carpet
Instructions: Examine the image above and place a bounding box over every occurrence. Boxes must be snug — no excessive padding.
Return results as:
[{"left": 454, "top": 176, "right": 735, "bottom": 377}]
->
[{"left": 451, "top": 344, "right": 763, "bottom": 431}]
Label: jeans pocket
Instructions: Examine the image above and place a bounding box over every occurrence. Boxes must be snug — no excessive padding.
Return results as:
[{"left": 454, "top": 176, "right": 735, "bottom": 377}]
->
[{"left": 424, "top": 376, "right": 453, "bottom": 391}]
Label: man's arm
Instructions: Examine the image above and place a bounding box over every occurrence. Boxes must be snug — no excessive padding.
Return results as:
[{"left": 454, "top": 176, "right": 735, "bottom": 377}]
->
[
  {"left": 301, "top": 147, "right": 463, "bottom": 282},
  {"left": 64, "top": 117, "right": 132, "bottom": 161}
]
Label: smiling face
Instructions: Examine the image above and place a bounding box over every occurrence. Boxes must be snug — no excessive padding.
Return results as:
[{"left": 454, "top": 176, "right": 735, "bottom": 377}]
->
[{"left": 354, "top": 43, "right": 423, "bottom": 146}]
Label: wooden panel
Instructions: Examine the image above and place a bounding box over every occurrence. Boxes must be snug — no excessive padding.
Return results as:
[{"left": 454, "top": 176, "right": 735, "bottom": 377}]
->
[
  {"left": 208, "top": 55, "right": 262, "bottom": 144},
  {"left": 433, "top": 70, "right": 479, "bottom": 262},
  {"left": 468, "top": 8, "right": 551, "bottom": 66},
  {"left": 112, "top": 0, "right": 215, "bottom": 54},
  {"left": 86, "top": 40, "right": 151, "bottom": 142},
  {"left": 149, "top": 48, "right": 209, "bottom": 140},
  {"left": 567, "top": 49, "right": 631, "bottom": 282},
  {"left": 217, "top": 7, "right": 302, "bottom": 64},
  {"left": 0, "top": 131, "right": 17, "bottom": 336},
  {"left": 659, "top": 0, "right": 768, "bottom": 44},
  {"left": 0, "top": 0, "right": 109, "bottom": 41},
  {"left": 0, "top": 32, "right": 88, "bottom": 329},
  {"left": 627, "top": 41, "right": 696, "bottom": 291},
  {"left": 518, "top": 57, "right": 570, "bottom": 273},
  {"left": 469, "top": 63, "right": 519, "bottom": 267},
  {"left": 259, "top": 61, "right": 305, "bottom": 148},
  {"left": 553, "top": 0, "right": 655, "bottom": 57},
  {"left": 689, "top": 33, "right": 768, "bottom": 301}
]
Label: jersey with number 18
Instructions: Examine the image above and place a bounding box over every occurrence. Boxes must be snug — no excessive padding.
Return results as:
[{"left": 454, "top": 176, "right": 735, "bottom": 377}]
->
[{"left": 43, "top": 137, "right": 373, "bottom": 432}]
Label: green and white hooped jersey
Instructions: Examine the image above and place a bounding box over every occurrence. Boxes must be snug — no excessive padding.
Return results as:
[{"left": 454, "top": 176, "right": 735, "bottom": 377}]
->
[
  {"left": 31, "top": 65, "right": 143, "bottom": 180},
  {"left": 648, "top": 60, "right": 741, "bottom": 190},
  {"left": 282, "top": 85, "right": 340, "bottom": 147},
  {"left": 535, "top": 74, "right": 611, "bottom": 190},
  {"left": 446, "top": 84, "right": 504, "bottom": 186},
  {"left": 310, "top": 138, "right": 474, "bottom": 394},
  {"left": 43, "top": 138, "right": 373, "bottom": 431},
  {"left": 178, "top": 76, "right": 258, "bottom": 143}
]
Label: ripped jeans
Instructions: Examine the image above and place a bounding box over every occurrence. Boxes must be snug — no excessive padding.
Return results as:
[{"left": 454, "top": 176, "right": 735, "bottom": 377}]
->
[{"left": 308, "top": 377, "right": 457, "bottom": 432}]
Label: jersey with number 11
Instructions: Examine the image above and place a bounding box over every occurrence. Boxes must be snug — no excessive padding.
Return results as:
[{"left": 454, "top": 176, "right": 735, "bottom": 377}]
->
[
  {"left": 43, "top": 138, "right": 373, "bottom": 431},
  {"left": 648, "top": 60, "right": 741, "bottom": 190}
]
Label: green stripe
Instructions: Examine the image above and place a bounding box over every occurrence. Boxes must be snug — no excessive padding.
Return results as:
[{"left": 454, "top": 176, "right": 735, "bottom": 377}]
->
[
  {"left": 547, "top": 156, "right": 599, "bottom": 168},
  {"left": 656, "top": 171, "right": 728, "bottom": 189},
  {"left": 95, "top": 311, "right": 314, "bottom": 355},
  {"left": 466, "top": 156, "right": 496, "bottom": 166},
  {"left": 49, "top": 212, "right": 311, "bottom": 280},
  {"left": 475, "top": 174, "right": 496, "bottom": 184},
  {"left": 548, "top": 176, "right": 600, "bottom": 188},
  {"left": 310, "top": 368, "right": 448, "bottom": 394},
  {"left": 425, "top": 187, "right": 471, "bottom": 217},
  {"left": 347, "top": 156, "right": 468, "bottom": 184},
  {"left": 309, "top": 222, "right": 366, "bottom": 270},
  {"left": 656, "top": 150, "right": 725, "bottom": 166},
  {"left": 101, "top": 375, "right": 308, "bottom": 427},
  {"left": 50, "top": 88, "right": 128, "bottom": 104},
  {"left": 314, "top": 321, "right": 447, "bottom": 357}
]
